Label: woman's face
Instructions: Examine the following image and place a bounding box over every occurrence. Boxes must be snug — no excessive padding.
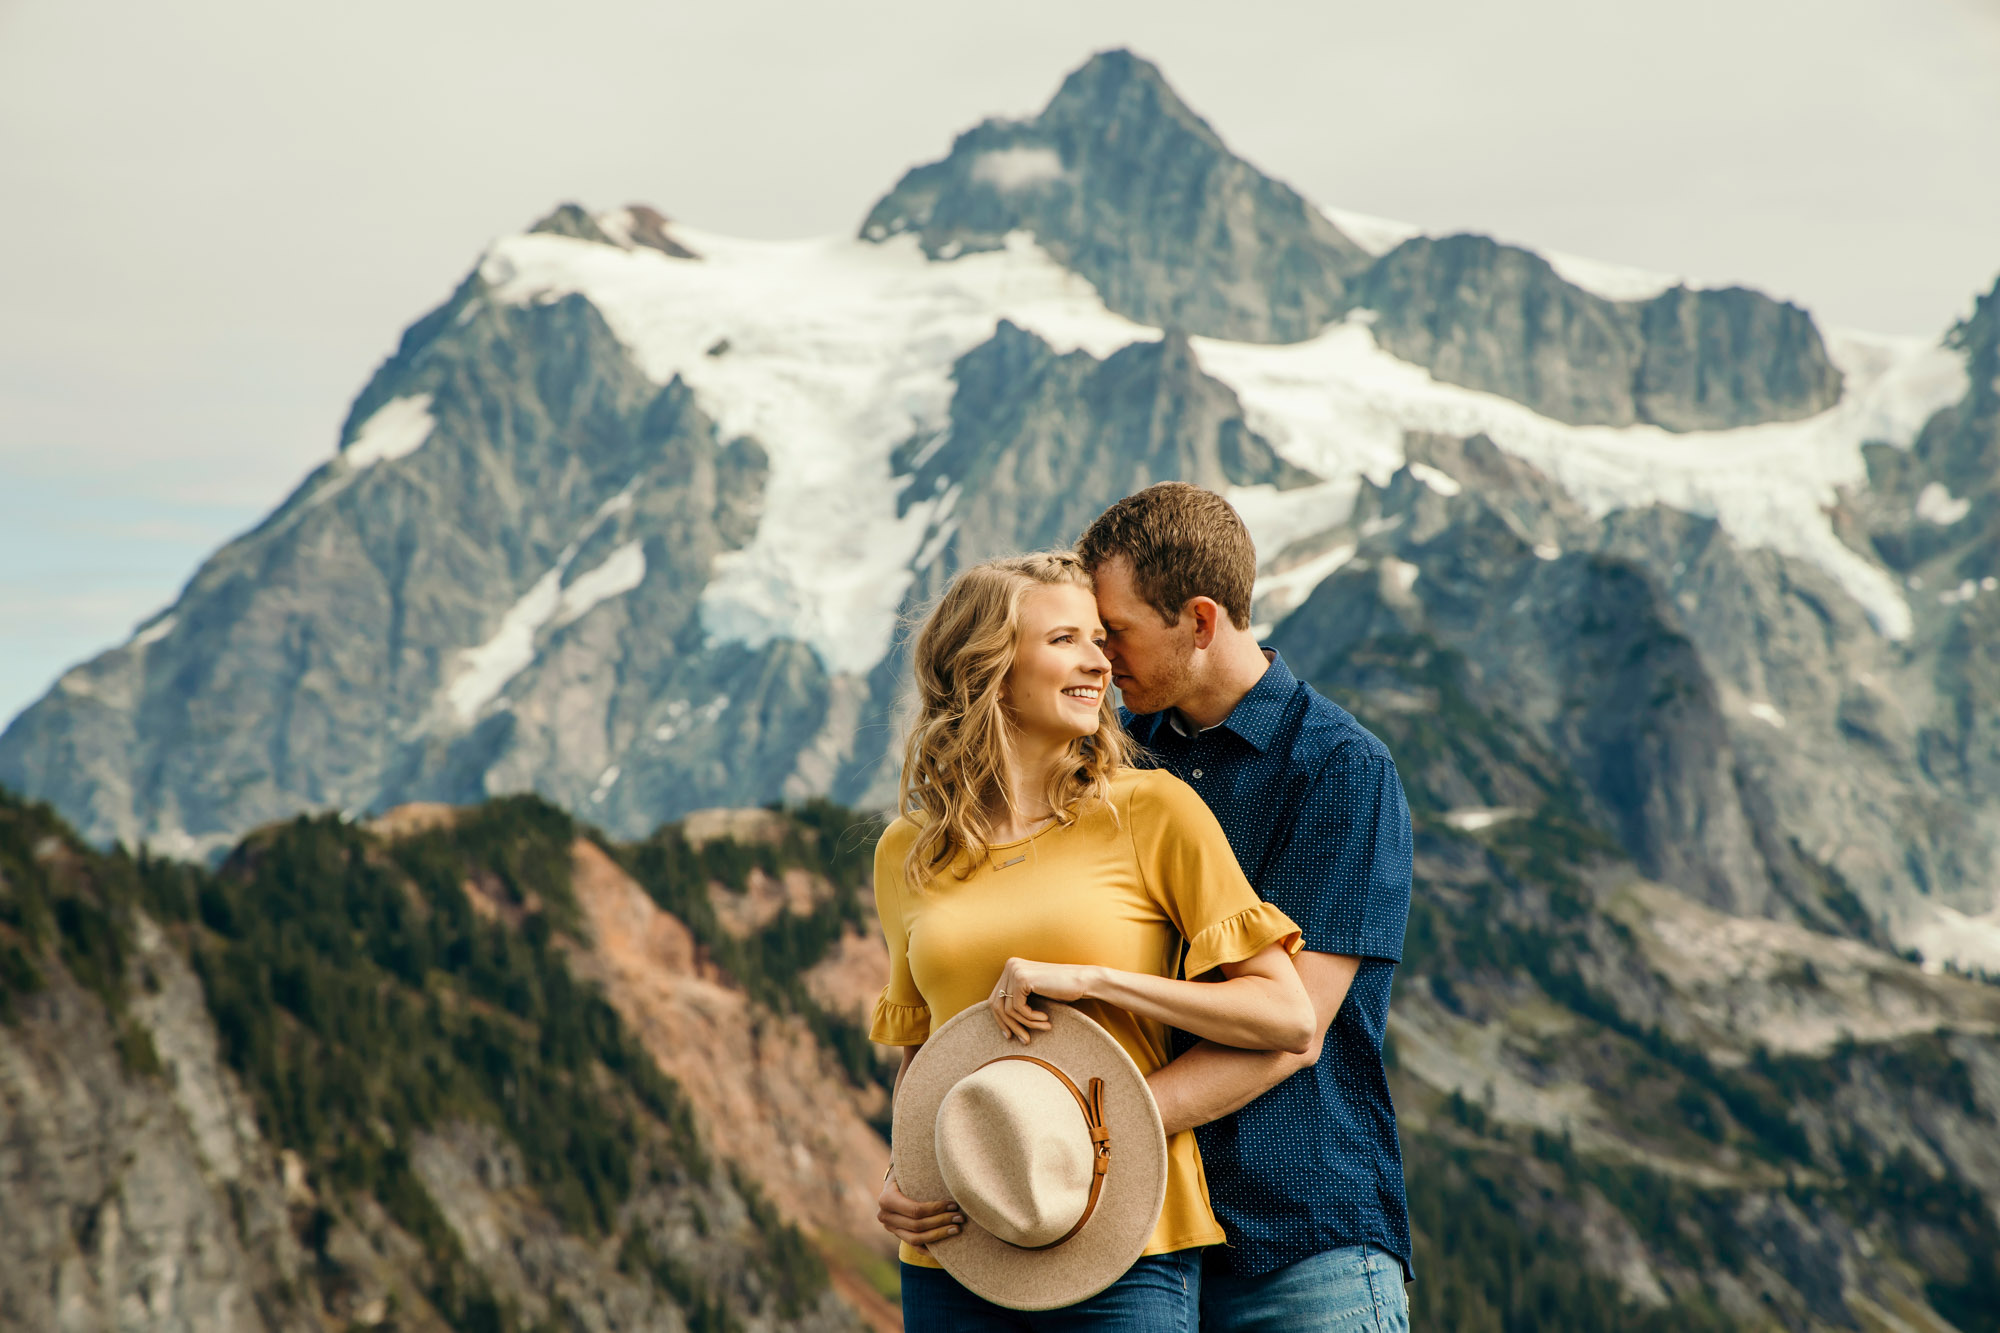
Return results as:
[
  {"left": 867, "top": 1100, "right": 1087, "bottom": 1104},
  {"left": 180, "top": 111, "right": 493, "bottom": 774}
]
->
[{"left": 1001, "top": 584, "right": 1113, "bottom": 745}]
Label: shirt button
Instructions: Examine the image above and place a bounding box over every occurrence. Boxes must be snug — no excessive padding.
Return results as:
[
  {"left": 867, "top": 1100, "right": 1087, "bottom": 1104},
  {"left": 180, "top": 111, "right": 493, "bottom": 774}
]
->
[{"left": 1191, "top": 768, "right": 1203, "bottom": 779}]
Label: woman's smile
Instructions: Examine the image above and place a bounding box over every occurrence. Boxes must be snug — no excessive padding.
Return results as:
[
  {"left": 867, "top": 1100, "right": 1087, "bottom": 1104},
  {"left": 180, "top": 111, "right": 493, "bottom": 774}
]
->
[{"left": 1001, "top": 584, "right": 1114, "bottom": 745}]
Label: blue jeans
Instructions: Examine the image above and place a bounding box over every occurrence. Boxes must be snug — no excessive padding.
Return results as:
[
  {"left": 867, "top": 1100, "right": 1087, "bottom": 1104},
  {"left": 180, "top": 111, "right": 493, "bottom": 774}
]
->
[
  {"left": 1201, "top": 1245, "right": 1410, "bottom": 1332},
  {"left": 900, "top": 1250, "right": 1202, "bottom": 1331}
]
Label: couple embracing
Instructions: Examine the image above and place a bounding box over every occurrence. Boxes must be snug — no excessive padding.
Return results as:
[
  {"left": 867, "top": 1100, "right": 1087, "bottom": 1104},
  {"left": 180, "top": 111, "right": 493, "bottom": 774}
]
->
[{"left": 867, "top": 483, "right": 1414, "bottom": 1331}]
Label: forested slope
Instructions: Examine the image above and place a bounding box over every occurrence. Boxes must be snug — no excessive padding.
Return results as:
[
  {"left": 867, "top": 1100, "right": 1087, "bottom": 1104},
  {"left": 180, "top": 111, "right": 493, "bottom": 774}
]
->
[{"left": 6, "top": 773, "right": 1996, "bottom": 1331}]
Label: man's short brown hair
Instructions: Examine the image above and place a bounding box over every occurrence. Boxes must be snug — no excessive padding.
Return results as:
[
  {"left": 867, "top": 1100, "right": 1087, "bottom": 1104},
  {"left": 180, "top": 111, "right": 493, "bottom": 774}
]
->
[{"left": 1075, "top": 482, "right": 1257, "bottom": 629}]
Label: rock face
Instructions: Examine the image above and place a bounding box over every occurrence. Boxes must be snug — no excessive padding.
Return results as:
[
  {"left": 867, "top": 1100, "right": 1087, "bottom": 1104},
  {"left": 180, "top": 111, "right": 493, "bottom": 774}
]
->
[
  {"left": 1840, "top": 276, "right": 2000, "bottom": 795},
  {"left": 1263, "top": 427, "right": 2000, "bottom": 946},
  {"left": 562, "top": 840, "right": 890, "bottom": 1250},
  {"left": 862, "top": 49, "right": 1374, "bottom": 343},
  {"left": 1273, "top": 446, "right": 1776, "bottom": 918},
  {"left": 1266, "top": 606, "right": 2000, "bottom": 1329},
  {"left": 899, "top": 320, "right": 1315, "bottom": 571},
  {"left": 0, "top": 906, "right": 307, "bottom": 1333},
  {"left": 863, "top": 50, "right": 1842, "bottom": 427},
  {"left": 0, "top": 264, "right": 838, "bottom": 853},
  {"left": 1354, "top": 234, "right": 1844, "bottom": 429}
]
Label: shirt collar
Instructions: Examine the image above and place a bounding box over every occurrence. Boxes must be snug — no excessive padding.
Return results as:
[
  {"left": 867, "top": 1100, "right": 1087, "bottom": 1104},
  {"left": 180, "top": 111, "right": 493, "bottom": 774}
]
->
[{"left": 1166, "top": 650, "right": 1296, "bottom": 753}]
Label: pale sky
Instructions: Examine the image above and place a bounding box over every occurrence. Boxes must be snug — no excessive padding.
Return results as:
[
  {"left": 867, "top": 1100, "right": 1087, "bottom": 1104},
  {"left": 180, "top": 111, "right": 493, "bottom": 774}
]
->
[{"left": 3, "top": 0, "right": 1997, "bottom": 729}]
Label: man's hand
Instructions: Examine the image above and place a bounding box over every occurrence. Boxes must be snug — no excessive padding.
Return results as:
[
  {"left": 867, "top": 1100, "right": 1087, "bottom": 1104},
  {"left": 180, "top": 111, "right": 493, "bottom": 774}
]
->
[{"left": 876, "top": 1174, "right": 963, "bottom": 1251}]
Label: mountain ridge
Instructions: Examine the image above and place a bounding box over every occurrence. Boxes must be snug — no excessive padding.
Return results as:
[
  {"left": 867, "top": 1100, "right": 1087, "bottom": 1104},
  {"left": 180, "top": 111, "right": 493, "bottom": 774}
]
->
[{"left": 0, "top": 52, "right": 1993, "bottom": 977}]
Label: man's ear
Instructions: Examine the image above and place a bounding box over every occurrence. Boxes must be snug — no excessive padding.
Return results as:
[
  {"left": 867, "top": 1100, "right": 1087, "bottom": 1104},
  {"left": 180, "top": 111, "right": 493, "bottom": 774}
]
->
[{"left": 1187, "top": 597, "right": 1224, "bottom": 650}]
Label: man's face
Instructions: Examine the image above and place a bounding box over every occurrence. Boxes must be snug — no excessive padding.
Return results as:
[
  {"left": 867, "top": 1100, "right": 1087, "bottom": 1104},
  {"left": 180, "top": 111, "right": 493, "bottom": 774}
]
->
[{"left": 1092, "top": 556, "right": 1197, "bottom": 716}]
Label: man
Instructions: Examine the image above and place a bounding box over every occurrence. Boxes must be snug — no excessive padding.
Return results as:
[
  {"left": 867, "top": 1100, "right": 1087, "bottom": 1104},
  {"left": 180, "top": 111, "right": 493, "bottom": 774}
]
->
[
  {"left": 1082, "top": 482, "right": 1413, "bottom": 1331},
  {"left": 877, "top": 481, "right": 1412, "bottom": 1330}
]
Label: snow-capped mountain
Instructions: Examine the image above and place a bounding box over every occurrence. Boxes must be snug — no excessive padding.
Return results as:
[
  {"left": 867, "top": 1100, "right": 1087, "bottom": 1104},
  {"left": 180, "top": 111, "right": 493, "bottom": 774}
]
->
[{"left": 4, "top": 49, "right": 1997, "bottom": 970}]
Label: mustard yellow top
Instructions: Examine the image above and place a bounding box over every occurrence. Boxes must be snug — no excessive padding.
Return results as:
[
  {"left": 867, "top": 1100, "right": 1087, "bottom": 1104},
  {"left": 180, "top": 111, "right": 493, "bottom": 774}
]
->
[{"left": 869, "top": 767, "right": 1303, "bottom": 1268}]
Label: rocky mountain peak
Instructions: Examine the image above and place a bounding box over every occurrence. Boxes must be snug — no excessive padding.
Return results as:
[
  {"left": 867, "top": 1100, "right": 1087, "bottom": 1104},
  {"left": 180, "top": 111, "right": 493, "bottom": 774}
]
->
[
  {"left": 1355, "top": 232, "right": 1844, "bottom": 430},
  {"left": 860, "top": 49, "right": 1371, "bottom": 342},
  {"left": 1038, "top": 47, "right": 1226, "bottom": 154},
  {"left": 530, "top": 201, "right": 615, "bottom": 244},
  {"left": 529, "top": 201, "right": 698, "bottom": 258}
]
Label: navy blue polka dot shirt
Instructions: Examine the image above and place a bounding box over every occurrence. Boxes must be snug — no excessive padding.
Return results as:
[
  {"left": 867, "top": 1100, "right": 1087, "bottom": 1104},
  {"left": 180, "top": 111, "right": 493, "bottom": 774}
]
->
[{"left": 1124, "top": 650, "right": 1414, "bottom": 1280}]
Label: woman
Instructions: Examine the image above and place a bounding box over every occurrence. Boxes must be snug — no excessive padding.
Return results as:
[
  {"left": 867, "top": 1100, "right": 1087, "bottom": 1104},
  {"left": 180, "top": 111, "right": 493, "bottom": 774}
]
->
[{"left": 870, "top": 551, "right": 1315, "bottom": 1329}]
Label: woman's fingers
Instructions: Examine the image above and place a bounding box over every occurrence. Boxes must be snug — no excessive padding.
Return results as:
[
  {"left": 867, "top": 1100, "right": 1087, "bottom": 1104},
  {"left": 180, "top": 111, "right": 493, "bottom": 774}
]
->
[
  {"left": 998, "top": 995, "right": 1044, "bottom": 1042},
  {"left": 989, "top": 962, "right": 1029, "bottom": 1041},
  {"left": 987, "top": 959, "right": 1057, "bottom": 1042},
  {"left": 1011, "top": 990, "right": 1052, "bottom": 1027},
  {"left": 892, "top": 1219, "right": 964, "bottom": 1248},
  {"left": 880, "top": 1197, "right": 964, "bottom": 1249},
  {"left": 1006, "top": 974, "right": 1051, "bottom": 1028},
  {"left": 878, "top": 1178, "right": 956, "bottom": 1220},
  {"left": 877, "top": 1181, "right": 963, "bottom": 1249},
  {"left": 879, "top": 1205, "right": 961, "bottom": 1232},
  {"left": 991, "top": 995, "right": 1032, "bottom": 1043}
]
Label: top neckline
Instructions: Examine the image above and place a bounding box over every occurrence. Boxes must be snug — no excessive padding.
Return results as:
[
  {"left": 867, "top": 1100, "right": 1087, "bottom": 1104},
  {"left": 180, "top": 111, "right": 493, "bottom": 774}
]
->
[{"left": 982, "top": 812, "right": 1062, "bottom": 852}]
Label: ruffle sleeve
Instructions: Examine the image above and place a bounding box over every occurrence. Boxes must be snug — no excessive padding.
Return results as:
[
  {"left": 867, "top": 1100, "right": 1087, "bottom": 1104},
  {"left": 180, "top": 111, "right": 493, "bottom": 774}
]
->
[
  {"left": 1182, "top": 901, "right": 1303, "bottom": 982},
  {"left": 868, "top": 990, "right": 932, "bottom": 1046},
  {"left": 870, "top": 820, "right": 932, "bottom": 1046}
]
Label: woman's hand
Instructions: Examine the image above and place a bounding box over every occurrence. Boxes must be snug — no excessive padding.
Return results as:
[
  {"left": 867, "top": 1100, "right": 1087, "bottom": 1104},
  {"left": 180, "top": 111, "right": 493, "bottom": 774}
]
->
[
  {"left": 987, "top": 958, "right": 1098, "bottom": 1043},
  {"left": 877, "top": 1172, "right": 963, "bottom": 1252}
]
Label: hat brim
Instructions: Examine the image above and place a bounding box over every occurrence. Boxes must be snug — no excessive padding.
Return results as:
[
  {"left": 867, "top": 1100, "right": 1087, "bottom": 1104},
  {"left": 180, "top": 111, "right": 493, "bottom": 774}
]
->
[{"left": 893, "top": 1001, "right": 1169, "bottom": 1312}]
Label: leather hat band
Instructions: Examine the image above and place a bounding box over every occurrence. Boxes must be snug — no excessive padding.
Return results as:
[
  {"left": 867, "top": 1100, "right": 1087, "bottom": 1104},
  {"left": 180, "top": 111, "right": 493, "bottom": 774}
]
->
[{"left": 973, "top": 1054, "right": 1111, "bottom": 1251}]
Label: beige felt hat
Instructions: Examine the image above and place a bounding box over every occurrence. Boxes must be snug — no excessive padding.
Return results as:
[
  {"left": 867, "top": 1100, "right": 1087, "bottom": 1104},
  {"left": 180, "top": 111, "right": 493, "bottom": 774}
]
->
[{"left": 892, "top": 1001, "right": 1168, "bottom": 1311}]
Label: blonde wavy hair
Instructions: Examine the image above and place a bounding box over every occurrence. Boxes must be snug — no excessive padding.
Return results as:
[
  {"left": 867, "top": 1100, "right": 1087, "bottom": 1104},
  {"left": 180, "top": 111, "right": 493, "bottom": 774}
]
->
[{"left": 898, "top": 551, "right": 1137, "bottom": 887}]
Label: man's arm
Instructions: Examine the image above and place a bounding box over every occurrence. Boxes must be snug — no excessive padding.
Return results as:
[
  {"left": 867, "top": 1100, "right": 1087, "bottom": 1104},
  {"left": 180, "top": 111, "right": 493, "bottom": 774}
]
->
[{"left": 1147, "top": 950, "right": 1360, "bottom": 1137}]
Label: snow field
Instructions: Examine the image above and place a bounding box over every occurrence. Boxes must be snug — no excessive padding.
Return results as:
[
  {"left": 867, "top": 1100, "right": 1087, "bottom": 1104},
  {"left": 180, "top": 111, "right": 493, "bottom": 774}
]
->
[
  {"left": 479, "top": 209, "right": 1965, "bottom": 670},
  {"left": 1198, "top": 321, "right": 1965, "bottom": 641},
  {"left": 482, "top": 226, "right": 1154, "bottom": 675}
]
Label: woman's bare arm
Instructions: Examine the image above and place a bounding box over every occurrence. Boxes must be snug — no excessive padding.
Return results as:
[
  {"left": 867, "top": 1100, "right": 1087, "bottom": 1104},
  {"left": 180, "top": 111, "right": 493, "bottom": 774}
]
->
[{"left": 987, "top": 942, "right": 1315, "bottom": 1054}]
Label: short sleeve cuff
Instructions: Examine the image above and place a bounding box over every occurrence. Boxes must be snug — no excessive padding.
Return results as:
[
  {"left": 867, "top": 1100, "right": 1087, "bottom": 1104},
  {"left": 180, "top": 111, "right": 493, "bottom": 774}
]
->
[
  {"left": 1183, "top": 902, "right": 1304, "bottom": 981},
  {"left": 1298, "top": 925, "right": 1405, "bottom": 964},
  {"left": 869, "top": 992, "right": 931, "bottom": 1046}
]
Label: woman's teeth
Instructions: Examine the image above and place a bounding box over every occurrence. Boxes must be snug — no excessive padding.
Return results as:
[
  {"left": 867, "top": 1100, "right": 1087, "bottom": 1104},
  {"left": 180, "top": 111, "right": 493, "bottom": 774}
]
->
[{"left": 1062, "top": 687, "right": 1101, "bottom": 701}]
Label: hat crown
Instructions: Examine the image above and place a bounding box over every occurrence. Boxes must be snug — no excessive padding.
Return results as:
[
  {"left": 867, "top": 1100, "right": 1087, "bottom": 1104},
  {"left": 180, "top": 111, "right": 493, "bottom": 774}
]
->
[{"left": 934, "top": 1060, "right": 1094, "bottom": 1248}]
